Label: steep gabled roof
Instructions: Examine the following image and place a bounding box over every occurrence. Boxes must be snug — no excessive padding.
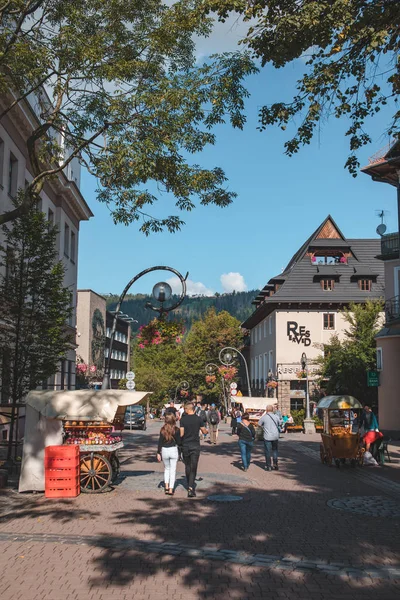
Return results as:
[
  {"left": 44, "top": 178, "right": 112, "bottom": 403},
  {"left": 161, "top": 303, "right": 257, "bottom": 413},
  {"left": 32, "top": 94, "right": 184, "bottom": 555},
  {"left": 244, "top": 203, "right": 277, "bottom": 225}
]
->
[
  {"left": 242, "top": 217, "right": 385, "bottom": 329},
  {"left": 283, "top": 215, "right": 346, "bottom": 274}
]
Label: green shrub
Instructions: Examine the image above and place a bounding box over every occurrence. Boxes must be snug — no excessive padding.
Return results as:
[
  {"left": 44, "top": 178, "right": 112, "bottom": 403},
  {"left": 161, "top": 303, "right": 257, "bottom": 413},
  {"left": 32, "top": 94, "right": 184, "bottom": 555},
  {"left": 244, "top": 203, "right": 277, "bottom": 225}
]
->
[{"left": 291, "top": 409, "right": 305, "bottom": 426}]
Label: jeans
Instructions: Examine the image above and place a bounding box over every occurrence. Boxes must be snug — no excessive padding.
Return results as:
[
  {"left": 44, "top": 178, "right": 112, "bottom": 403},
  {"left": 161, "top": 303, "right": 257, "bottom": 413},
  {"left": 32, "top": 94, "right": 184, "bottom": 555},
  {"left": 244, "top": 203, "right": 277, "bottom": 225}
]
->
[
  {"left": 238, "top": 439, "right": 253, "bottom": 469},
  {"left": 182, "top": 445, "right": 200, "bottom": 490},
  {"left": 264, "top": 439, "right": 279, "bottom": 467},
  {"left": 209, "top": 424, "right": 218, "bottom": 444},
  {"left": 161, "top": 446, "right": 179, "bottom": 489}
]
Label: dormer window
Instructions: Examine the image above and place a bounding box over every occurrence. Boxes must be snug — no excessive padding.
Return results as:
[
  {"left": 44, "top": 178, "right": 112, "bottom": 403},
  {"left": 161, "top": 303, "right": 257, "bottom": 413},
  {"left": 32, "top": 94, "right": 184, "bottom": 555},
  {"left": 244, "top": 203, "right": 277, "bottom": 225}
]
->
[
  {"left": 311, "top": 251, "right": 347, "bottom": 265},
  {"left": 359, "top": 279, "right": 372, "bottom": 291},
  {"left": 321, "top": 279, "right": 335, "bottom": 291}
]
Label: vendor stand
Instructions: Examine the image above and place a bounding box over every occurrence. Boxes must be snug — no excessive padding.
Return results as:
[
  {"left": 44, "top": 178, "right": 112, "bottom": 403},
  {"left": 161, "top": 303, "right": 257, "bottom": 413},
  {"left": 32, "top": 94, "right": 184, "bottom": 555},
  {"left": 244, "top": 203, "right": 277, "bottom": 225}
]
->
[
  {"left": 19, "top": 389, "right": 151, "bottom": 493},
  {"left": 232, "top": 397, "right": 267, "bottom": 440},
  {"left": 317, "top": 395, "right": 364, "bottom": 468}
]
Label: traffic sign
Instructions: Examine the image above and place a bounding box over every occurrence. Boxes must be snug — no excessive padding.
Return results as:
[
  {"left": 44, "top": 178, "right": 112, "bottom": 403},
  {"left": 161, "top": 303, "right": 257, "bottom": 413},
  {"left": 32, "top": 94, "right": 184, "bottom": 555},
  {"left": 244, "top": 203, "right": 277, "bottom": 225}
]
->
[
  {"left": 126, "top": 371, "right": 135, "bottom": 381},
  {"left": 367, "top": 370, "right": 380, "bottom": 387},
  {"left": 126, "top": 380, "right": 136, "bottom": 390},
  {"left": 231, "top": 389, "right": 237, "bottom": 396},
  {"left": 230, "top": 382, "right": 237, "bottom": 389}
]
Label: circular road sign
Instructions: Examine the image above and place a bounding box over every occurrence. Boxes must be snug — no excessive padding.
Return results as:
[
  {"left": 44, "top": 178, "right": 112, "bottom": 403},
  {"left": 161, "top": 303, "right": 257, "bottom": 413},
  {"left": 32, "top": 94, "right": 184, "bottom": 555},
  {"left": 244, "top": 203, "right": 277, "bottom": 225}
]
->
[
  {"left": 230, "top": 382, "right": 238, "bottom": 389},
  {"left": 231, "top": 389, "right": 238, "bottom": 396},
  {"left": 126, "top": 371, "right": 135, "bottom": 381},
  {"left": 126, "top": 380, "right": 136, "bottom": 390}
]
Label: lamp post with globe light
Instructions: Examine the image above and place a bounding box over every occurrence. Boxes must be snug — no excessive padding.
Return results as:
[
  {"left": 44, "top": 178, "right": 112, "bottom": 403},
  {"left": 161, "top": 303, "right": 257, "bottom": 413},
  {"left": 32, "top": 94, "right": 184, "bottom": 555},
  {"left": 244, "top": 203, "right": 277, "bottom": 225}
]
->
[
  {"left": 102, "top": 266, "right": 187, "bottom": 390},
  {"left": 219, "top": 346, "right": 251, "bottom": 398},
  {"left": 301, "top": 352, "right": 316, "bottom": 434},
  {"left": 205, "top": 363, "right": 228, "bottom": 415},
  {"left": 174, "top": 380, "right": 189, "bottom": 401}
]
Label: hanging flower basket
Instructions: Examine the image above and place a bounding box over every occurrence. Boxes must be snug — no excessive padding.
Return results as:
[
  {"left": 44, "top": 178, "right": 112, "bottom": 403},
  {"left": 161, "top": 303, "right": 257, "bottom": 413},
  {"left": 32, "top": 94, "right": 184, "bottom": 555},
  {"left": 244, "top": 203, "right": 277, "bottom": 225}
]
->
[
  {"left": 205, "top": 375, "right": 216, "bottom": 384},
  {"left": 266, "top": 381, "right": 278, "bottom": 389},
  {"left": 297, "top": 370, "right": 307, "bottom": 379},
  {"left": 180, "top": 389, "right": 189, "bottom": 398},
  {"left": 218, "top": 366, "right": 237, "bottom": 381}
]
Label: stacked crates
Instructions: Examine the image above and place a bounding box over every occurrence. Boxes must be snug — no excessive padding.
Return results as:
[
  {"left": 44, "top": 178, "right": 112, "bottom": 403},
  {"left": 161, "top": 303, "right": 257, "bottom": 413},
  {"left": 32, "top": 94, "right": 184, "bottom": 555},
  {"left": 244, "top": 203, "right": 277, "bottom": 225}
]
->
[{"left": 44, "top": 445, "right": 80, "bottom": 498}]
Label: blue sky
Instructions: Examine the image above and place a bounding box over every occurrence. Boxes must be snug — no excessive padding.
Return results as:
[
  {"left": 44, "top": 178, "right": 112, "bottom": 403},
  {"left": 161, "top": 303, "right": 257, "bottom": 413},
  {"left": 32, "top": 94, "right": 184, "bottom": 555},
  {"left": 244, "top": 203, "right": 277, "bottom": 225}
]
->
[{"left": 77, "top": 19, "right": 398, "bottom": 297}]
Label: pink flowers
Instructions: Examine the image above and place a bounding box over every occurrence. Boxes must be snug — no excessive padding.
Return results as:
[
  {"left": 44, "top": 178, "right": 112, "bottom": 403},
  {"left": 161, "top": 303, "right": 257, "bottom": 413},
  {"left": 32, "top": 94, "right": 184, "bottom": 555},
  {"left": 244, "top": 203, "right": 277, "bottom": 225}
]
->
[
  {"left": 89, "top": 365, "right": 96, "bottom": 373},
  {"left": 138, "top": 343, "right": 145, "bottom": 349},
  {"left": 76, "top": 363, "right": 88, "bottom": 373}
]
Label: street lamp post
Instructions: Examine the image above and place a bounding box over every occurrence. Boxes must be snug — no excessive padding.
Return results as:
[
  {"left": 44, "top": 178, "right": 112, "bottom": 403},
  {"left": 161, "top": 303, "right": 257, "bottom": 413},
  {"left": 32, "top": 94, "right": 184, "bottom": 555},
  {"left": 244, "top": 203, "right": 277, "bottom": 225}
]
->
[
  {"left": 175, "top": 380, "right": 189, "bottom": 401},
  {"left": 301, "top": 352, "right": 316, "bottom": 434},
  {"left": 205, "top": 363, "right": 228, "bottom": 416},
  {"left": 102, "top": 266, "right": 187, "bottom": 390},
  {"left": 219, "top": 346, "right": 251, "bottom": 398}
]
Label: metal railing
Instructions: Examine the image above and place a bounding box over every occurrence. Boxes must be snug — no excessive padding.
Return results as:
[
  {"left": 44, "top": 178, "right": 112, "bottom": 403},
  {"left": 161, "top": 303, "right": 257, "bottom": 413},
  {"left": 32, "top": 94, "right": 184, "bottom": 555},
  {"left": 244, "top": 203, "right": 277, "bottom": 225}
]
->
[
  {"left": 385, "top": 295, "right": 400, "bottom": 324},
  {"left": 381, "top": 233, "right": 399, "bottom": 257}
]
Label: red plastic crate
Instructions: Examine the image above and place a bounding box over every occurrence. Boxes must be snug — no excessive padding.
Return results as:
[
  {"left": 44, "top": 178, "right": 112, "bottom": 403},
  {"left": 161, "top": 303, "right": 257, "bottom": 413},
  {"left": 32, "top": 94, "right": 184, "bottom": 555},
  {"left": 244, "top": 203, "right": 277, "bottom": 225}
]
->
[
  {"left": 45, "top": 445, "right": 80, "bottom": 458},
  {"left": 44, "top": 445, "right": 80, "bottom": 470},
  {"left": 45, "top": 484, "right": 80, "bottom": 498},
  {"left": 44, "top": 456, "right": 80, "bottom": 469}
]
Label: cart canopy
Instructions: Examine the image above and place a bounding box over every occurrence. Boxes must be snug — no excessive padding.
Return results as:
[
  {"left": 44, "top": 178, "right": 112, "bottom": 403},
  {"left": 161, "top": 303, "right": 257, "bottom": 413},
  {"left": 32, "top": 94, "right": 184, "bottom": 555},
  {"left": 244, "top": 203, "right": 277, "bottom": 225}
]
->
[
  {"left": 237, "top": 397, "right": 268, "bottom": 411},
  {"left": 317, "top": 395, "right": 363, "bottom": 410}
]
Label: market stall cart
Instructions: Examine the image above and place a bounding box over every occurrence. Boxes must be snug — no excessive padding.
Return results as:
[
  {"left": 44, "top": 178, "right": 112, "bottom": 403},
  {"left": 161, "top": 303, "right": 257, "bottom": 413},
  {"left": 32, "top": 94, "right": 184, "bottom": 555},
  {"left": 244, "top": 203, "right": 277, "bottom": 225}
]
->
[
  {"left": 19, "top": 389, "right": 151, "bottom": 493},
  {"left": 317, "top": 395, "right": 364, "bottom": 468}
]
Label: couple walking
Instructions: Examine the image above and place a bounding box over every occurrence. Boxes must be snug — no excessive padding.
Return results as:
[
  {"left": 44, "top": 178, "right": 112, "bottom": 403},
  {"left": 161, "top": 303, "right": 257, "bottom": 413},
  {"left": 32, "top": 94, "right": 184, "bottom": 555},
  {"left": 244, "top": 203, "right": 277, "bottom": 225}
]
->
[
  {"left": 157, "top": 401, "right": 207, "bottom": 497},
  {"left": 237, "top": 405, "right": 281, "bottom": 471}
]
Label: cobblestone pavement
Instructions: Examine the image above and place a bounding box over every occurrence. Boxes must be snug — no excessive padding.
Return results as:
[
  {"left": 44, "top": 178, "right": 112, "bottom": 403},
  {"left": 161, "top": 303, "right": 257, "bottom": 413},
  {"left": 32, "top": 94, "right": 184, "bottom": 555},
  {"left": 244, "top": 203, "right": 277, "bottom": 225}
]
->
[{"left": 1, "top": 421, "right": 400, "bottom": 600}]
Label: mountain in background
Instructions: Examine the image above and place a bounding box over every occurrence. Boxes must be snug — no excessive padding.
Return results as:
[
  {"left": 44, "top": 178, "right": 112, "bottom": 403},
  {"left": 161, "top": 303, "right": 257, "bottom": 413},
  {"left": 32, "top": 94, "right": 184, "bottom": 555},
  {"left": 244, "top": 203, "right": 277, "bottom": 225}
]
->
[{"left": 106, "top": 290, "right": 259, "bottom": 334}]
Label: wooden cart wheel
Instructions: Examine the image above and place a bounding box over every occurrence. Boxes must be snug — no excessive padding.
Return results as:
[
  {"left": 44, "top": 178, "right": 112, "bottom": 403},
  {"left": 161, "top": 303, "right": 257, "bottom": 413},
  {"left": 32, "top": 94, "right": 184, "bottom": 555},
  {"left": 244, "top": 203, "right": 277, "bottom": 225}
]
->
[
  {"left": 319, "top": 443, "right": 326, "bottom": 464},
  {"left": 357, "top": 447, "right": 365, "bottom": 467},
  {"left": 110, "top": 453, "right": 120, "bottom": 483},
  {"left": 326, "top": 448, "right": 333, "bottom": 466},
  {"left": 80, "top": 453, "right": 112, "bottom": 493}
]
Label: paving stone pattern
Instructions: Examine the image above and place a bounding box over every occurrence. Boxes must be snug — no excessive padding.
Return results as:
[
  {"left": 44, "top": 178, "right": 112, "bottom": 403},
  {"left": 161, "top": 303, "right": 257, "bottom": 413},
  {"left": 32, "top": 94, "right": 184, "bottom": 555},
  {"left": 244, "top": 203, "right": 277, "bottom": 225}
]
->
[
  {"left": 1, "top": 530, "right": 400, "bottom": 582},
  {"left": 2, "top": 423, "right": 400, "bottom": 600},
  {"left": 327, "top": 496, "right": 400, "bottom": 518}
]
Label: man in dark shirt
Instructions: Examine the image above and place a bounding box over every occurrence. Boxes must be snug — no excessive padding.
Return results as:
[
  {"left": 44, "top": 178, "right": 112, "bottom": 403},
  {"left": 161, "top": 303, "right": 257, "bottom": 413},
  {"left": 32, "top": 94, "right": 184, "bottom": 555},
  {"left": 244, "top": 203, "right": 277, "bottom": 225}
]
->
[
  {"left": 180, "top": 401, "right": 208, "bottom": 497},
  {"left": 165, "top": 401, "right": 177, "bottom": 419}
]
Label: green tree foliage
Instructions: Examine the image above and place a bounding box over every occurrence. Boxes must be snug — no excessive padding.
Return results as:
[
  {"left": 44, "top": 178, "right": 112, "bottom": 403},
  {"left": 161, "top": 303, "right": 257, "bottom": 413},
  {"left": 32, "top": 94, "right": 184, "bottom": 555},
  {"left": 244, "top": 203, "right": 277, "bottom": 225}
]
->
[
  {"left": 134, "top": 321, "right": 187, "bottom": 407},
  {"left": 317, "top": 300, "right": 384, "bottom": 404},
  {"left": 206, "top": 0, "right": 400, "bottom": 175},
  {"left": 107, "top": 289, "right": 258, "bottom": 333},
  {"left": 133, "top": 309, "right": 243, "bottom": 406},
  {"left": 184, "top": 308, "right": 243, "bottom": 400},
  {"left": 0, "top": 196, "right": 72, "bottom": 455},
  {"left": 0, "top": 0, "right": 256, "bottom": 229}
]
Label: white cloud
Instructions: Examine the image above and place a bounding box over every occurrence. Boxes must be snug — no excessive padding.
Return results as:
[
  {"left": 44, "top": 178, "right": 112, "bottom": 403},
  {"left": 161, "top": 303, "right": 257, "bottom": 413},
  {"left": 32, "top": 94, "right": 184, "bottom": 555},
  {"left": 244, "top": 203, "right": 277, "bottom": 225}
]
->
[
  {"left": 166, "top": 277, "right": 214, "bottom": 297},
  {"left": 220, "top": 272, "right": 247, "bottom": 293}
]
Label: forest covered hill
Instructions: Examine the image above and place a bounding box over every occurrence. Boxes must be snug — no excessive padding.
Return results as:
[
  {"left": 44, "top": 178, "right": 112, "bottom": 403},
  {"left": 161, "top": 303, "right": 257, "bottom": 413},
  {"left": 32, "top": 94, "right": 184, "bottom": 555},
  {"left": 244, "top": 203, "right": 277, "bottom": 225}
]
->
[{"left": 106, "top": 290, "right": 259, "bottom": 334}]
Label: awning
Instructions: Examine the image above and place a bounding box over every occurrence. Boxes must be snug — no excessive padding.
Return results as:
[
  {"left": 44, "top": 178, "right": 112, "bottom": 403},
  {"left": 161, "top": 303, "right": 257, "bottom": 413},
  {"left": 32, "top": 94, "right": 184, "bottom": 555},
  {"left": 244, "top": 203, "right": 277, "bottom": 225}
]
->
[
  {"left": 317, "top": 395, "right": 363, "bottom": 410},
  {"left": 25, "top": 389, "right": 152, "bottom": 423},
  {"left": 237, "top": 397, "right": 269, "bottom": 411}
]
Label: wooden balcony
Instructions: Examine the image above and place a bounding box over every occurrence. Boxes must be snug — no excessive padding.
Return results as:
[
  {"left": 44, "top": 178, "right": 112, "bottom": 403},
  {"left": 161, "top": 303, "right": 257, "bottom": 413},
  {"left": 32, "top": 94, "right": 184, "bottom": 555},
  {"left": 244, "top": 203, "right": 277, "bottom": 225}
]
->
[{"left": 385, "top": 295, "right": 400, "bottom": 326}]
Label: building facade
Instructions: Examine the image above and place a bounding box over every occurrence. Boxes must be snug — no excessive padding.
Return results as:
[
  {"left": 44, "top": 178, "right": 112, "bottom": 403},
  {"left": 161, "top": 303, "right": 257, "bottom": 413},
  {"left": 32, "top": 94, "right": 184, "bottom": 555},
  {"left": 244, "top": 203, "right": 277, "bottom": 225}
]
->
[
  {"left": 76, "top": 290, "right": 131, "bottom": 389},
  {"left": 0, "top": 92, "right": 93, "bottom": 395},
  {"left": 362, "top": 143, "right": 400, "bottom": 436},
  {"left": 242, "top": 216, "right": 385, "bottom": 416}
]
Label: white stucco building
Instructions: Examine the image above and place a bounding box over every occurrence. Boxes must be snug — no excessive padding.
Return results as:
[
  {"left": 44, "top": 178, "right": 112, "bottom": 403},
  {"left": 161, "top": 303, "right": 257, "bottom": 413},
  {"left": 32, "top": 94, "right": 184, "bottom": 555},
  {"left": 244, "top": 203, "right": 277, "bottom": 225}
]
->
[{"left": 0, "top": 91, "right": 93, "bottom": 395}]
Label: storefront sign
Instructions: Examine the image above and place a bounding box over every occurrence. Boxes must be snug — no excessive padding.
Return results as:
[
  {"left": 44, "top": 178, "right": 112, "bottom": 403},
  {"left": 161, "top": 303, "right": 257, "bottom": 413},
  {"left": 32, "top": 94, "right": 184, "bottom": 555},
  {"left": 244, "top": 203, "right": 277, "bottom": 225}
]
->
[
  {"left": 287, "top": 321, "right": 312, "bottom": 346},
  {"left": 291, "top": 390, "right": 306, "bottom": 398},
  {"left": 367, "top": 370, "right": 380, "bottom": 387}
]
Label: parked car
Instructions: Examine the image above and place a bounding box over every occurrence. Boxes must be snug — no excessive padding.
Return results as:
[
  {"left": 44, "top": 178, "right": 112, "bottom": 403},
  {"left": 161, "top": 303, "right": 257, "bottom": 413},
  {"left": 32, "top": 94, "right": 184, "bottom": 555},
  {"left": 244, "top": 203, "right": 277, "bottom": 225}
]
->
[{"left": 124, "top": 405, "right": 146, "bottom": 430}]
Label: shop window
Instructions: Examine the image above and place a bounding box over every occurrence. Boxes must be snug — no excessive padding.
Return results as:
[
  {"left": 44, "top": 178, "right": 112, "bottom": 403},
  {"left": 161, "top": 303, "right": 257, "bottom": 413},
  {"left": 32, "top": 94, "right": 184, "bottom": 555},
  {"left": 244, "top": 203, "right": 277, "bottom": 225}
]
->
[
  {"left": 290, "top": 398, "right": 304, "bottom": 411},
  {"left": 323, "top": 313, "right": 335, "bottom": 330},
  {"left": 321, "top": 279, "right": 335, "bottom": 291},
  {"left": 359, "top": 279, "right": 371, "bottom": 291}
]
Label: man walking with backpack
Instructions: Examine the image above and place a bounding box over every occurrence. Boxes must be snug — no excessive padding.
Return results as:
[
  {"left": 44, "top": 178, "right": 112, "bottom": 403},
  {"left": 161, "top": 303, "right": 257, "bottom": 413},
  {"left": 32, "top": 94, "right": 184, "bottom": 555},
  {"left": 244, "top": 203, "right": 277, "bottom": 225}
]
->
[
  {"left": 259, "top": 404, "right": 282, "bottom": 471},
  {"left": 207, "top": 403, "right": 220, "bottom": 445}
]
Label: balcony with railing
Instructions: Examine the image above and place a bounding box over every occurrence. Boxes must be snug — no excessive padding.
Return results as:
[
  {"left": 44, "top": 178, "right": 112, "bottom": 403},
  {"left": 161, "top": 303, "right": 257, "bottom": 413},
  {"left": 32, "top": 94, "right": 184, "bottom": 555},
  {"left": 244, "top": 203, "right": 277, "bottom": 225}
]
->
[
  {"left": 379, "top": 233, "right": 399, "bottom": 259},
  {"left": 385, "top": 296, "right": 400, "bottom": 326}
]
